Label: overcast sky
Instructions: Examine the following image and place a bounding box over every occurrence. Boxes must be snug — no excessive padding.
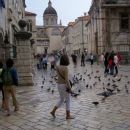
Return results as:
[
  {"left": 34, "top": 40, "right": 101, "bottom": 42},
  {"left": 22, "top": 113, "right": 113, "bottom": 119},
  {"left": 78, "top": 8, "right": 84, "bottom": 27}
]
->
[{"left": 26, "top": 0, "right": 92, "bottom": 26}]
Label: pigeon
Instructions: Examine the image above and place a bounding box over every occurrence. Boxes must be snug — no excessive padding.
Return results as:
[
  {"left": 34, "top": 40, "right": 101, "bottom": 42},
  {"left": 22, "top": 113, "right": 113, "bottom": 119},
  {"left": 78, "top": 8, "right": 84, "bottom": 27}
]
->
[
  {"left": 78, "top": 90, "right": 81, "bottom": 93},
  {"left": 112, "top": 84, "right": 118, "bottom": 88},
  {"left": 106, "top": 88, "right": 114, "bottom": 93},
  {"left": 107, "top": 83, "right": 110, "bottom": 86},
  {"left": 47, "top": 88, "right": 51, "bottom": 92},
  {"left": 86, "top": 84, "right": 89, "bottom": 88},
  {"left": 117, "top": 88, "right": 121, "bottom": 92},
  {"left": 90, "top": 86, "right": 92, "bottom": 89},
  {"left": 42, "top": 81, "right": 44, "bottom": 84},
  {"left": 96, "top": 70, "right": 99, "bottom": 73},
  {"left": 97, "top": 91, "right": 114, "bottom": 98},
  {"left": 126, "top": 89, "right": 129, "bottom": 94},
  {"left": 124, "top": 75, "right": 128, "bottom": 78},
  {"left": 98, "top": 78, "right": 101, "bottom": 82},
  {"left": 71, "top": 93, "right": 79, "bottom": 97},
  {"left": 92, "top": 101, "right": 99, "bottom": 106},
  {"left": 117, "top": 78, "right": 121, "bottom": 82},
  {"left": 41, "top": 86, "right": 43, "bottom": 89},
  {"left": 49, "top": 80, "right": 53, "bottom": 83},
  {"left": 127, "top": 81, "right": 130, "bottom": 84},
  {"left": 125, "top": 85, "right": 128, "bottom": 89},
  {"left": 112, "top": 80, "right": 116, "bottom": 83},
  {"left": 103, "top": 87, "right": 105, "bottom": 90},
  {"left": 87, "top": 74, "right": 90, "bottom": 77},
  {"left": 52, "top": 90, "right": 54, "bottom": 94}
]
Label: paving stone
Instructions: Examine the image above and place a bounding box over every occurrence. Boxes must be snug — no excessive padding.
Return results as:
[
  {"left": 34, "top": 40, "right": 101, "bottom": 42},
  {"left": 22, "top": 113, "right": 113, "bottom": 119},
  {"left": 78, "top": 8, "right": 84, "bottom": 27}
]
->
[{"left": 0, "top": 62, "right": 130, "bottom": 130}]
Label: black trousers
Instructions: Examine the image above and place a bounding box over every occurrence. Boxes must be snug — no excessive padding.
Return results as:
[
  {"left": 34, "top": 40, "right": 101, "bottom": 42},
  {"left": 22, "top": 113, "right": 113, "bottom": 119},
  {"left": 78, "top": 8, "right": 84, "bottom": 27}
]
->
[{"left": 115, "top": 65, "right": 118, "bottom": 75}]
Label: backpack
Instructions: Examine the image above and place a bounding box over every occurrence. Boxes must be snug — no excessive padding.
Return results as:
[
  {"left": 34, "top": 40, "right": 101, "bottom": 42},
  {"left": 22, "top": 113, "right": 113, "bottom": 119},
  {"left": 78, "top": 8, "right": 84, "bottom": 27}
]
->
[{"left": 2, "top": 68, "right": 13, "bottom": 86}]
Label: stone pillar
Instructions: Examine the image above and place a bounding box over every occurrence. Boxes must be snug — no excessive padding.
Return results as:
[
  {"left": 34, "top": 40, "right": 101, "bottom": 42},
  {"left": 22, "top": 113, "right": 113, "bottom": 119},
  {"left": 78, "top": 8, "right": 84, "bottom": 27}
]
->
[{"left": 15, "top": 20, "right": 33, "bottom": 86}]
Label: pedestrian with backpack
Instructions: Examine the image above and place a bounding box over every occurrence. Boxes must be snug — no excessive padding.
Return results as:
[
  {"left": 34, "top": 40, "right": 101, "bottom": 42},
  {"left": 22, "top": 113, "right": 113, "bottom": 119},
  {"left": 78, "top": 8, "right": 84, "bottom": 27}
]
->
[
  {"left": 0, "top": 60, "right": 5, "bottom": 110},
  {"left": 2, "top": 58, "right": 19, "bottom": 116}
]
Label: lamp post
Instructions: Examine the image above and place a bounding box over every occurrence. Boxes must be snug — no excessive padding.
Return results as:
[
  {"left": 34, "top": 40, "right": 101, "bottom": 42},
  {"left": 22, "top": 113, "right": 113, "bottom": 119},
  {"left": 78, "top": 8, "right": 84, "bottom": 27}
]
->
[{"left": 81, "top": 17, "right": 84, "bottom": 52}]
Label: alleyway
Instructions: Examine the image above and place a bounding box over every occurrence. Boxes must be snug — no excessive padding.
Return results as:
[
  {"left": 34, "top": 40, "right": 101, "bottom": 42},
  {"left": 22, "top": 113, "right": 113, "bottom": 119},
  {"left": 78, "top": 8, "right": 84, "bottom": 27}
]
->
[{"left": 0, "top": 61, "right": 130, "bottom": 130}]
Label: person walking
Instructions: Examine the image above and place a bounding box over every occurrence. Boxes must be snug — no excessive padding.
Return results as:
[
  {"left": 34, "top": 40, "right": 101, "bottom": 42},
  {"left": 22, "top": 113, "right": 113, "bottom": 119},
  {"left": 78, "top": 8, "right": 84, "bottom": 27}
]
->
[
  {"left": 0, "top": 60, "right": 5, "bottom": 110},
  {"left": 90, "top": 53, "right": 94, "bottom": 66},
  {"left": 81, "top": 52, "right": 85, "bottom": 66},
  {"left": 50, "top": 55, "right": 74, "bottom": 119},
  {"left": 42, "top": 54, "right": 48, "bottom": 70},
  {"left": 104, "top": 52, "right": 109, "bottom": 76},
  {"left": 2, "top": 58, "right": 19, "bottom": 116},
  {"left": 71, "top": 53, "right": 77, "bottom": 67}
]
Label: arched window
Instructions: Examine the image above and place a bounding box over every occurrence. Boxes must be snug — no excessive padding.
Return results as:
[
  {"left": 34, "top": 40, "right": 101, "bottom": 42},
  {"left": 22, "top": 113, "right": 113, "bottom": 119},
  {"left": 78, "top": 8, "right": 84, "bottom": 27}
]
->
[
  {"left": 46, "top": 18, "right": 49, "bottom": 25},
  {"left": 51, "top": 18, "right": 54, "bottom": 24},
  {"left": 27, "top": 20, "right": 32, "bottom": 32}
]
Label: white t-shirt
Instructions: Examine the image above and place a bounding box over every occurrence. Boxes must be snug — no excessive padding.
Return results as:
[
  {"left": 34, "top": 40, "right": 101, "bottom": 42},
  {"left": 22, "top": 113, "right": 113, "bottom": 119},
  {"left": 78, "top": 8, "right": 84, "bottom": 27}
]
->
[{"left": 114, "top": 55, "right": 118, "bottom": 64}]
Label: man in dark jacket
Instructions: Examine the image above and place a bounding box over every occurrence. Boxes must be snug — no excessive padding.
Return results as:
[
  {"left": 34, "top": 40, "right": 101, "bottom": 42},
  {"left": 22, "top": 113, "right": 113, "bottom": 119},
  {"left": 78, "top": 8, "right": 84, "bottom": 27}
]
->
[{"left": 81, "top": 52, "right": 85, "bottom": 66}]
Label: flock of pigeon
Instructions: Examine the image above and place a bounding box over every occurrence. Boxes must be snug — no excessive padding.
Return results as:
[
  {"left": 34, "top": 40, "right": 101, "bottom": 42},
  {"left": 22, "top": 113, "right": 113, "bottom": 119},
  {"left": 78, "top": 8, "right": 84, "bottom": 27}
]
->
[{"left": 39, "top": 68, "right": 130, "bottom": 106}]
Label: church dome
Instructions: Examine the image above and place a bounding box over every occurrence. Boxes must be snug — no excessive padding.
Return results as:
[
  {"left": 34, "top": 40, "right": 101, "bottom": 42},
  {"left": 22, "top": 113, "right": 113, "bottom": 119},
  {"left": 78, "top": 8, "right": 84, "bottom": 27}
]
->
[{"left": 43, "top": 0, "right": 57, "bottom": 16}]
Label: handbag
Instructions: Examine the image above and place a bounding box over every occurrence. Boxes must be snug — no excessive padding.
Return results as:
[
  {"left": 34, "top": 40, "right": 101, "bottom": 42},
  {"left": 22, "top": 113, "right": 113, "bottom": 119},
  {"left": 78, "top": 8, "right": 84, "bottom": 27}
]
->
[{"left": 57, "top": 67, "right": 72, "bottom": 93}]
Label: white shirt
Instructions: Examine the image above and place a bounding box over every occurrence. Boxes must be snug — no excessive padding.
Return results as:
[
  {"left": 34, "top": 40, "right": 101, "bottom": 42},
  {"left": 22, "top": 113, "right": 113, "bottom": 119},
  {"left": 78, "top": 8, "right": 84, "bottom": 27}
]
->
[{"left": 114, "top": 55, "right": 118, "bottom": 64}]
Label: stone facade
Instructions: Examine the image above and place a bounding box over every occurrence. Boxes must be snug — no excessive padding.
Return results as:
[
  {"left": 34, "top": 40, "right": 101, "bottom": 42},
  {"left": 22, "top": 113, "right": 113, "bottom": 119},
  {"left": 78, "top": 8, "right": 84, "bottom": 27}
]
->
[
  {"left": 0, "top": 1, "right": 6, "bottom": 61},
  {"left": 0, "top": 0, "right": 34, "bottom": 86},
  {"left": 0, "top": 0, "right": 26, "bottom": 61},
  {"left": 62, "top": 22, "right": 74, "bottom": 55},
  {"left": 36, "top": 25, "right": 64, "bottom": 55},
  {"left": 62, "top": 15, "right": 90, "bottom": 55},
  {"left": 88, "top": 0, "right": 130, "bottom": 63},
  {"left": 27, "top": 0, "right": 65, "bottom": 55}
]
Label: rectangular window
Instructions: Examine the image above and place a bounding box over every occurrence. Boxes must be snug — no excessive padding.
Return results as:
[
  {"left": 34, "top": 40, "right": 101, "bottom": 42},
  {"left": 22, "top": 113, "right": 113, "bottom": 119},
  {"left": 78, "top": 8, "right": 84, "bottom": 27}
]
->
[
  {"left": 120, "top": 13, "right": 129, "bottom": 31},
  {"left": 12, "top": 46, "right": 17, "bottom": 59}
]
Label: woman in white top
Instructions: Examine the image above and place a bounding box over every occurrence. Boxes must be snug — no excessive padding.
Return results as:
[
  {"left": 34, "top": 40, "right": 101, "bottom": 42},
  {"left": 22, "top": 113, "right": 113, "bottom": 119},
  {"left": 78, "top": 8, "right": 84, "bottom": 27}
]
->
[{"left": 50, "top": 55, "right": 74, "bottom": 119}]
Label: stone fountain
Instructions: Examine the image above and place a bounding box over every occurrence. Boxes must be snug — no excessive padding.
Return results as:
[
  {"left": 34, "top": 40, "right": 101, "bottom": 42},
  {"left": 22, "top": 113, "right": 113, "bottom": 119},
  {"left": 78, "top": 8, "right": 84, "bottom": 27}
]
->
[{"left": 15, "top": 19, "right": 33, "bottom": 86}]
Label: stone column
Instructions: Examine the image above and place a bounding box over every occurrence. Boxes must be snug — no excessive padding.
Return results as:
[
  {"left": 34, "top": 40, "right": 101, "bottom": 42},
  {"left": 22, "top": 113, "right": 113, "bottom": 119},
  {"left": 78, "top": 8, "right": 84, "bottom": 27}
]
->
[{"left": 15, "top": 20, "right": 33, "bottom": 86}]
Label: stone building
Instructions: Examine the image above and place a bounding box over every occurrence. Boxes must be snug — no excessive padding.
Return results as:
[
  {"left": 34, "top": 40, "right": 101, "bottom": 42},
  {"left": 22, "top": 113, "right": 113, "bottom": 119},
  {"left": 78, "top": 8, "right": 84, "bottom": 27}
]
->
[
  {"left": 0, "top": 0, "right": 26, "bottom": 61},
  {"left": 0, "top": 0, "right": 6, "bottom": 61},
  {"left": 62, "top": 15, "right": 90, "bottom": 55},
  {"left": 88, "top": 0, "right": 130, "bottom": 63},
  {"left": 25, "top": 11, "right": 37, "bottom": 62},
  {"left": 35, "top": 0, "right": 65, "bottom": 55},
  {"left": 85, "top": 19, "right": 92, "bottom": 54},
  {"left": 61, "top": 22, "right": 74, "bottom": 55}
]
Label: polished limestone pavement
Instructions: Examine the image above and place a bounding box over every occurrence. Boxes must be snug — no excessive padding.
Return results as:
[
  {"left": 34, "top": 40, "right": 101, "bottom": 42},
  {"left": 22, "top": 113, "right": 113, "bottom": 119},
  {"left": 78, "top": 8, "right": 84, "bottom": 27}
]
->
[{"left": 0, "top": 61, "right": 130, "bottom": 130}]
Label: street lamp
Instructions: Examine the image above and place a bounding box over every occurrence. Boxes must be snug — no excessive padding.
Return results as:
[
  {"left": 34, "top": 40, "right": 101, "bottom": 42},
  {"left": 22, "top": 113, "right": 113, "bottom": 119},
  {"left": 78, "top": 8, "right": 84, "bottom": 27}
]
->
[{"left": 81, "top": 17, "right": 84, "bottom": 52}]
